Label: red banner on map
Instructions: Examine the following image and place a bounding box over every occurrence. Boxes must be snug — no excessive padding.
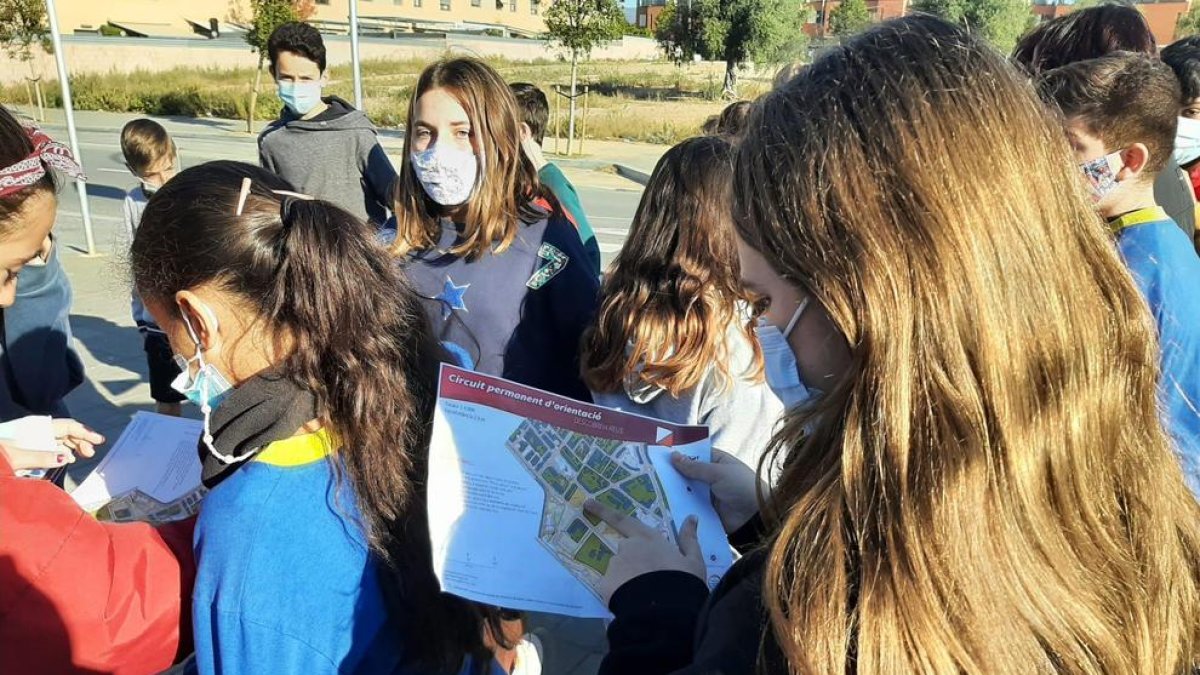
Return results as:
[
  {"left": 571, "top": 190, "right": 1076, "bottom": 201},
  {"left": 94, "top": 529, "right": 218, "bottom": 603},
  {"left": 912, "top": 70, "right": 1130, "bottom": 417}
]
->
[{"left": 437, "top": 365, "right": 708, "bottom": 447}]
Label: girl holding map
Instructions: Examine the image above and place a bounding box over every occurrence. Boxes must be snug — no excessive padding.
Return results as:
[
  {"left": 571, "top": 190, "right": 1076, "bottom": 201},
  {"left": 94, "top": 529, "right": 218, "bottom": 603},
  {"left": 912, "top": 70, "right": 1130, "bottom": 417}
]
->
[
  {"left": 582, "top": 136, "right": 785, "bottom": 475},
  {"left": 588, "top": 16, "right": 1200, "bottom": 675}
]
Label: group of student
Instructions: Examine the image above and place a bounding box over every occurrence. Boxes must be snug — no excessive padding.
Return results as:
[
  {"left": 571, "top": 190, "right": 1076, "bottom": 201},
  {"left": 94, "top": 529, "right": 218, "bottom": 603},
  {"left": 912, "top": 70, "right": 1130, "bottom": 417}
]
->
[{"left": 1, "top": 8, "right": 1199, "bottom": 675}]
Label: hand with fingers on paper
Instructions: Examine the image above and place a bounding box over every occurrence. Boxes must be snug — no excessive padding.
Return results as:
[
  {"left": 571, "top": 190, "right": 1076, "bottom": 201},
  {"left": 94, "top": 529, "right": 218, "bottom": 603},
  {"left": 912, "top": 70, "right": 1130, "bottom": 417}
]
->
[
  {"left": 582, "top": 497, "right": 707, "bottom": 606},
  {"left": 0, "top": 417, "right": 104, "bottom": 472}
]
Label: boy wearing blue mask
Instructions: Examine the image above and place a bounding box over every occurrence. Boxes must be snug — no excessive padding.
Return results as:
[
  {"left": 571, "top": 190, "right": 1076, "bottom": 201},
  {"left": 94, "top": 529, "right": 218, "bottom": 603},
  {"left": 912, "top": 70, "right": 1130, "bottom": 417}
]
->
[
  {"left": 258, "top": 22, "right": 397, "bottom": 226},
  {"left": 121, "top": 119, "right": 184, "bottom": 416},
  {"left": 1161, "top": 36, "right": 1200, "bottom": 252},
  {"left": 1039, "top": 54, "right": 1200, "bottom": 494}
]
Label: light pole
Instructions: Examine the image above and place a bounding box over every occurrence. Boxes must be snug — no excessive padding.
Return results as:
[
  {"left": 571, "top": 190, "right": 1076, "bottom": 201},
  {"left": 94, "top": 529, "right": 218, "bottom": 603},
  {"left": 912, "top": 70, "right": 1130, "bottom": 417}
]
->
[
  {"left": 44, "top": 0, "right": 96, "bottom": 255},
  {"left": 349, "top": 0, "right": 364, "bottom": 110}
]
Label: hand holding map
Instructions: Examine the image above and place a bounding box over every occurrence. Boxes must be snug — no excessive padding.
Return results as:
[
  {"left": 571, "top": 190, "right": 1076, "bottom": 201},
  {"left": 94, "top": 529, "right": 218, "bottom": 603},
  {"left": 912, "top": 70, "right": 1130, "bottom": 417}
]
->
[
  {"left": 581, "top": 498, "right": 707, "bottom": 605},
  {"left": 428, "top": 365, "right": 733, "bottom": 618}
]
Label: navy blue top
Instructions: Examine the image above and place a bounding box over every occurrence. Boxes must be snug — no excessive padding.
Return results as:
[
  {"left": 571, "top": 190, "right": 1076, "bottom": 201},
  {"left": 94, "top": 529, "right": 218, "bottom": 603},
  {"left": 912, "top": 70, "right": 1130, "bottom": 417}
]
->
[{"left": 401, "top": 206, "right": 600, "bottom": 402}]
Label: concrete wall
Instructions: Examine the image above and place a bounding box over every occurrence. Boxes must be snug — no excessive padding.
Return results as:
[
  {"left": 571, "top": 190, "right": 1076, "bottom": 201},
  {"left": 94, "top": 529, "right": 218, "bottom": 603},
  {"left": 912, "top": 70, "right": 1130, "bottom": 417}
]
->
[
  {"left": 0, "top": 35, "right": 662, "bottom": 85},
  {"left": 50, "top": 0, "right": 547, "bottom": 36}
]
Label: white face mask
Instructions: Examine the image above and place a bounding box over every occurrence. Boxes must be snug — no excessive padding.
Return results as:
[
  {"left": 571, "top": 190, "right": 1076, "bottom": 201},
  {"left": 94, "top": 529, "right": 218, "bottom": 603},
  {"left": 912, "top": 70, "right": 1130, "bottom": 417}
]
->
[
  {"left": 755, "top": 297, "right": 822, "bottom": 409},
  {"left": 1175, "top": 116, "right": 1200, "bottom": 167},
  {"left": 411, "top": 145, "right": 479, "bottom": 206}
]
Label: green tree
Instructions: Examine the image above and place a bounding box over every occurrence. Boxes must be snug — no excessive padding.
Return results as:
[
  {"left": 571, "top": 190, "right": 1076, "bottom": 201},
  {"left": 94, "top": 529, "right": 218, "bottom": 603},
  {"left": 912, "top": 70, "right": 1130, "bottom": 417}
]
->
[
  {"left": 829, "top": 0, "right": 872, "bottom": 36},
  {"left": 656, "top": 0, "right": 808, "bottom": 97},
  {"left": 544, "top": 0, "right": 626, "bottom": 155},
  {"left": 1179, "top": 2, "right": 1200, "bottom": 38},
  {"left": 238, "top": 0, "right": 300, "bottom": 132},
  {"left": 911, "top": 0, "right": 1032, "bottom": 52},
  {"left": 0, "top": 0, "right": 52, "bottom": 121}
]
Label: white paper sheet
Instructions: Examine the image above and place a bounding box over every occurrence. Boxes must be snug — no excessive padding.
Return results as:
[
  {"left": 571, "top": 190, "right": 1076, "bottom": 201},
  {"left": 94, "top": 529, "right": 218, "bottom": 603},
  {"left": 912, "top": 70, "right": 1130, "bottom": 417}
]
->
[
  {"left": 70, "top": 411, "right": 206, "bottom": 523},
  {"left": 428, "top": 365, "right": 733, "bottom": 619}
]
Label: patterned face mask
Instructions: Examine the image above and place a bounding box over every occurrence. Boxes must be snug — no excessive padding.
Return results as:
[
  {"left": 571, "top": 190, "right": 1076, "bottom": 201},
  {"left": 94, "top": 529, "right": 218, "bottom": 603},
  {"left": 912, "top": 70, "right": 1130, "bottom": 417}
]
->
[
  {"left": 411, "top": 145, "right": 479, "bottom": 206},
  {"left": 1079, "top": 151, "right": 1125, "bottom": 203}
]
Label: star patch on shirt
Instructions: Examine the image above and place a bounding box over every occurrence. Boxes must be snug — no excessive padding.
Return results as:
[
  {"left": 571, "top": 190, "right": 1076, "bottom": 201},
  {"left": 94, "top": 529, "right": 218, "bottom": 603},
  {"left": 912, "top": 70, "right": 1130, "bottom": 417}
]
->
[
  {"left": 526, "top": 243, "right": 568, "bottom": 290},
  {"left": 437, "top": 276, "right": 470, "bottom": 319}
]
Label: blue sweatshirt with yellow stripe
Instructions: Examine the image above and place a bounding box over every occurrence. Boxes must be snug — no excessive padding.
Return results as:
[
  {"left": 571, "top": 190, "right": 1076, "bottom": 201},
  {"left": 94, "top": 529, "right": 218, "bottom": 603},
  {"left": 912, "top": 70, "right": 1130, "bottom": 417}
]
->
[
  {"left": 1111, "top": 207, "right": 1200, "bottom": 494},
  {"left": 191, "top": 430, "right": 499, "bottom": 674}
]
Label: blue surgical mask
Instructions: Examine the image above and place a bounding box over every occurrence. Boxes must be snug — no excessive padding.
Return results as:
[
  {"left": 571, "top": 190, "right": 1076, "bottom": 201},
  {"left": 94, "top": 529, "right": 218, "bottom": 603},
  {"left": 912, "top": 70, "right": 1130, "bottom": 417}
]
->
[
  {"left": 755, "top": 298, "right": 821, "bottom": 409},
  {"left": 170, "top": 309, "right": 250, "bottom": 464},
  {"left": 277, "top": 81, "right": 323, "bottom": 117},
  {"left": 1175, "top": 116, "right": 1200, "bottom": 167}
]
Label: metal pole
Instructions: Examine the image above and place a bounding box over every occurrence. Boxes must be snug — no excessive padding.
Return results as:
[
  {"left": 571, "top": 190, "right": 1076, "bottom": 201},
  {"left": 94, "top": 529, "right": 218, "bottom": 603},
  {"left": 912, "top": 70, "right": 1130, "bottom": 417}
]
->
[
  {"left": 553, "top": 86, "right": 560, "bottom": 155},
  {"left": 580, "top": 86, "right": 588, "bottom": 156},
  {"left": 349, "top": 0, "right": 364, "bottom": 110},
  {"left": 44, "top": 0, "right": 95, "bottom": 256}
]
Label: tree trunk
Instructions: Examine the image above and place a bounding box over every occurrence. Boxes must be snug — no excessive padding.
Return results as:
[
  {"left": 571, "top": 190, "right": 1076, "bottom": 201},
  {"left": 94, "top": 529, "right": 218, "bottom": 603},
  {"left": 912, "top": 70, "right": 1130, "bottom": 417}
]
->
[
  {"left": 34, "top": 80, "right": 45, "bottom": 122},
  {"left": 723, "top": 59, "right": 738, "bottom": 99},
  {"left": 247, "top": 55, "right": 265, "bottom": 134},
  {"left": 566, "top": 52, "right": 579, "bottom": 157},
  {"left": 26, "top": 60, "right": 45, "bottom": 122},
  {"left": 25, "top": 80, "right": 35, "bottom": 119}
]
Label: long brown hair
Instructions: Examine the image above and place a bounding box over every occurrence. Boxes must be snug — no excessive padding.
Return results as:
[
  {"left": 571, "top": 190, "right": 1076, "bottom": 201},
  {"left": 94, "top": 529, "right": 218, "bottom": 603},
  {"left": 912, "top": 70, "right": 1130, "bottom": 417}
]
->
[
  {"left": 736, "top": 16, "right": 1200, "bottom": 674},
  {"left": 583, "top": 136, "right": 759, "bottom": 397},
  {"left": 391, "top": 57, "right": 549, "bottom": 259},
  {"left": 131, "top": 161, "right": 498, "bottom": 673}
]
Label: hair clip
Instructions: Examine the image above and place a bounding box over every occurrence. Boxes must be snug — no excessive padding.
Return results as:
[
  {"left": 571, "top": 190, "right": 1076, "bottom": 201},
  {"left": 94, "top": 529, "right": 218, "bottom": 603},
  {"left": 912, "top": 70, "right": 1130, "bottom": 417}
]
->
[
  {"left": 235, "top": 177, "right": 252, "bottom": 216},
  {"left": 270, "top": 189, "right": 314, "bottom": 201}
]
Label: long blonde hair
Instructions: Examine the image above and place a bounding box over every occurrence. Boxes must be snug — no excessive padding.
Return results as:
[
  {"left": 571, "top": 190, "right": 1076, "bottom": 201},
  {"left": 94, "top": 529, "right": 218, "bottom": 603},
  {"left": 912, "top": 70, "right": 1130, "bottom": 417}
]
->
[
  {"left": 583, "top": 136, "right": 759, "bottom": 397},
  {"left": 391, "top": 57, "right": 552, "bottom": 259},
  {"left": 735, "top": 16, "right": 1200, "bottom": 674}
]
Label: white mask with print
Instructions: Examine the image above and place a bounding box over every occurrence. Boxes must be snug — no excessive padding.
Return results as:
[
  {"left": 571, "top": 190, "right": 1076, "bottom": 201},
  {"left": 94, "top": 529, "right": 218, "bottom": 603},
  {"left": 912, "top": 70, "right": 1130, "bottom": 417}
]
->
[
  {"left": 411, "top": 145, "right": 479, "bottom": 206},
  {"left": 755, "top": 298, "right": 822, "bottom": 409}
]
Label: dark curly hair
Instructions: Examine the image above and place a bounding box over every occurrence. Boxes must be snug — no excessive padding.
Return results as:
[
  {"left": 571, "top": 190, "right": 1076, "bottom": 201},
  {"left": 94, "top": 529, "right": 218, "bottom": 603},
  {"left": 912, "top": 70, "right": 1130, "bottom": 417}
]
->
[{"left": 268, "top": 21, "right": 327, "bottom": 73}]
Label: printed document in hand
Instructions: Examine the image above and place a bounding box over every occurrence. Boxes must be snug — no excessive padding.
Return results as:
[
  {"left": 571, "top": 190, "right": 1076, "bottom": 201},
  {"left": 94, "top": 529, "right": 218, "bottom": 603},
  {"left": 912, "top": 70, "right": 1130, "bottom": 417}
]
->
[
  {"left": 429, "top": 365, "right": 734, "bottom": 618},
  {"left": 71, "top": 411, "right": 206, "bottom": 524}
]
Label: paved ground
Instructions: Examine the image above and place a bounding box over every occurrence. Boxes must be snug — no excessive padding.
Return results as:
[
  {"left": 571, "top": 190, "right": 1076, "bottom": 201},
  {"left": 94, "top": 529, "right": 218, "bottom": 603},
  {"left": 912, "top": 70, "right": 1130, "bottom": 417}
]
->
[{"left": 32, "top": 109, "right": 659, "bottom": 675}]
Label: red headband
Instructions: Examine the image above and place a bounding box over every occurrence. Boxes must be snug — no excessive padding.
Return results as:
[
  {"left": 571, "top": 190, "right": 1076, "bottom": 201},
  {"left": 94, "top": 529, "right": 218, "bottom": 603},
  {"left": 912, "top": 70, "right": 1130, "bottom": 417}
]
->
[{"left": 0, "top": 126, "right": 86, "bottom": 199}]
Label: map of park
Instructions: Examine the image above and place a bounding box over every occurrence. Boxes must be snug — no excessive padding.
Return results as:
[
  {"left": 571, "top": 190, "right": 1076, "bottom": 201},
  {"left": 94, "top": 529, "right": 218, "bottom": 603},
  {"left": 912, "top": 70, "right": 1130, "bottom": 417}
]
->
[{"left": 505, "top": 419, "right": 676, "bottom": 599}]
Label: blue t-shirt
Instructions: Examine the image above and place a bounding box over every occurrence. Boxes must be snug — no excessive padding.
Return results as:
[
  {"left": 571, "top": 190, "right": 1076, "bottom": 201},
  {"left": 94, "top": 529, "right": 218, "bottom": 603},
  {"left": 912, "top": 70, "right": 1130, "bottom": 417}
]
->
[
  {"left": 1113, "top": 208, "right": 1200, "bottom": 494},
  {"left": 192, "top": 430, "right": 405, "bottom": 674},
  {"left": 401, "top": 204, "right": 600, "bottom": 402}
]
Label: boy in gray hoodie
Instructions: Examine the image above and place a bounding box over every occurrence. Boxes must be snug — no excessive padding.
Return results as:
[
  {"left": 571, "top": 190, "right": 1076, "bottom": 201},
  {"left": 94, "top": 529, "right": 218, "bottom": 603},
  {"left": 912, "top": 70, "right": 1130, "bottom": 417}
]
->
[{"left": 258, "top": 22, "right": 397, "bottom": 226}]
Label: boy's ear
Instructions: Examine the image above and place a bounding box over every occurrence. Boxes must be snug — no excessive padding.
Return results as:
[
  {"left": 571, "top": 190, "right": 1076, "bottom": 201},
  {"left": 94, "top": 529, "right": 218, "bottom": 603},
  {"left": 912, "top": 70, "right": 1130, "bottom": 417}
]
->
[
  {"left": 1117, "top": 143, "right": 1151, "bottom": 181},
  {"left": 519, "top": 123, "right": 532, "bottom": 142}
]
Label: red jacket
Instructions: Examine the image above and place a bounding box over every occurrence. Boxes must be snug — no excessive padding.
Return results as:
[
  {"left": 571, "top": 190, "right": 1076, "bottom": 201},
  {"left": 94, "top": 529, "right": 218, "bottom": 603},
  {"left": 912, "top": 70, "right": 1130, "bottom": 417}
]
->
[{"left": 0, "top": 453, "right": 196, "bottom": 674}]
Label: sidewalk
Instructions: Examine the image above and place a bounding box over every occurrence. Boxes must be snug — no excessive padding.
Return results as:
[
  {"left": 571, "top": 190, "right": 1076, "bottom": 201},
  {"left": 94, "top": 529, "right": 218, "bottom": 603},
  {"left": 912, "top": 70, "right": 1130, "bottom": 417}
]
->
[{"left": 30, "top": 108, "right": 666, "bottom": 184}]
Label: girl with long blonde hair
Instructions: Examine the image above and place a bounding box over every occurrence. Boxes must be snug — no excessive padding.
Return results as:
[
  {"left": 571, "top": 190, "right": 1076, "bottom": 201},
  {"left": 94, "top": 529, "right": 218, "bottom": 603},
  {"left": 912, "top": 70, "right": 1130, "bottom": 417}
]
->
[
  {"left": 583, "top": 136, "right": 783, "bottom": 471},
  {"left": 584, "top": 15, "right": 1200, "bottom": 675},
  {"left": 392, "top": 57, "right": 599, "bottom": 402}
]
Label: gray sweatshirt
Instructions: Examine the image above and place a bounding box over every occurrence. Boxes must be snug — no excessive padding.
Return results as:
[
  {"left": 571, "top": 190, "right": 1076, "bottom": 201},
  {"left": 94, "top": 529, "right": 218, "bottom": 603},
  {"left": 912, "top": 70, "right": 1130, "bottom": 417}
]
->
[
  {"left": 591, "top": 323, "right": 786, "bottom": 476},
  {"left": 258, "top": 97, "right": 397, "bottom": 225}
]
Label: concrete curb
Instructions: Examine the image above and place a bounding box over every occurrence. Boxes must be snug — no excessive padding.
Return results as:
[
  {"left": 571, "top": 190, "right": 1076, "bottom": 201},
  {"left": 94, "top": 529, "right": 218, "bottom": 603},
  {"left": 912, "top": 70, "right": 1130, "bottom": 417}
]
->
[{"left": 612, "top": 163, "right": 651, "bottom": 186}]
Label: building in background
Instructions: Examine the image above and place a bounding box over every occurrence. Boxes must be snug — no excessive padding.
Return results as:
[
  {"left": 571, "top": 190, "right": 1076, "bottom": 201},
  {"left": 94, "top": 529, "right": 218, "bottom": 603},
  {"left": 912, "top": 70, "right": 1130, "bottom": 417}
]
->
[
  {"left": 805, "top": 0, "right": 908, "bottom": 37},
  {"left": 635, "top": 0, "right": 667, "bottom": 31},
  {"left": 52, "top": 0, "right": 547, "bottom": 40},
  {"left": 1030, "top": 0, "right": 1189, "bottom": 46}
]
